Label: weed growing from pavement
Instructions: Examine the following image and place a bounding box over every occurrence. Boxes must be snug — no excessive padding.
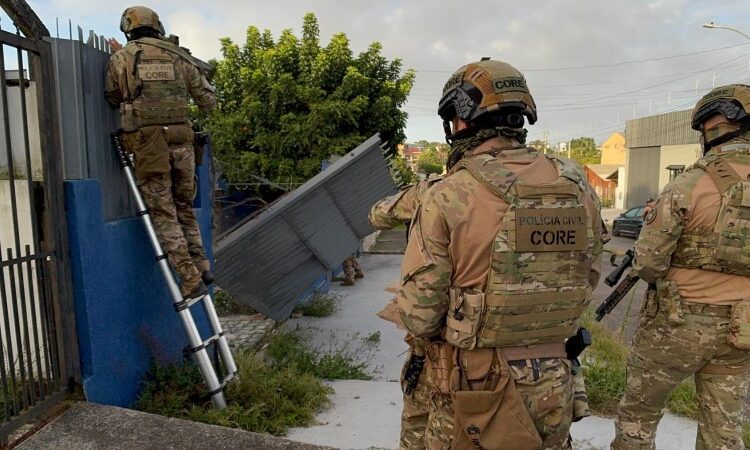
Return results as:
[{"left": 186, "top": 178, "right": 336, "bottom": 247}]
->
[
  {"left": 581, "top": 312, "right": 698, "bottom": 418},
  {"left": 136, "top": 326, "right": 379, "bottom": 433},
  {"left": 366, "top": 330, "right": 382, "bottom": 345},
  {"left": 266, "top": 327, "right": 377, "bottom": 380},
  {"left": 293, "top": 293, "right": 340, "bottom": 317},
  {"left": 136, "top": 350, "right": 331, "bottom": 435},
  {"left": 743, "top": 422, "right": 750, "bottom": 448},
  {"left": 213, "top": 289, "right": 257, "bottom": 316}
]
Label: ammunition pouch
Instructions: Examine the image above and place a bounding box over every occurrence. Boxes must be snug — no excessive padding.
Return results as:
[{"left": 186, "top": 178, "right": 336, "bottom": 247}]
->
[
  {"left": 425, "top": 341, "right": 453, "bottom": 395},
  {"left": 120, "top": 103, "right": 137, "bottom": 133},
  {"left": 654, "top": 279, "right": 685, "bottom": 326},
  {"left": 131, "top": 126, "right": 170, "bottom": 180},
  {"left": 641, "top": 285, "right": 659, "bottom": 319},
  {"left": 449, "top": 348, "right": 542, "bottom": 450},
  {"left": 729, "top": 299, "right": 750, "bottom": 351},
  {"left": 446, "top": 287, "right": 485, "bottom": 349}
]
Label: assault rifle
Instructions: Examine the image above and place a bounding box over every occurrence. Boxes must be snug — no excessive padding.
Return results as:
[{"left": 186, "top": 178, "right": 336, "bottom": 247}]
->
[
  {"left": 403, "top": 353, "right": 426, "bottom": 395},
  {"left": 566, "top": 327, "right": 592, "bottom": 375},
  {"left": 595, "top": 249, "right": 640, "bottom": 321}
]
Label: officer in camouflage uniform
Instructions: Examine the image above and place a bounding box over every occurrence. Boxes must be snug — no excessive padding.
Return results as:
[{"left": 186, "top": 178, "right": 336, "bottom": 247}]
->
[
  {"left": 370, "top": 178, "right": 439, "bottom": 450},
  {"left": 105, "top": 6, "right": 216, "bottom": 298},
  {"left": 341, "top": 255, "right": 364, "bottom": 286},
  {"left": 612, "top": 84, "right": 750, "bottom": 450},
  {"left": 398, "top": 59, "right": 604, "bottom": 450}
]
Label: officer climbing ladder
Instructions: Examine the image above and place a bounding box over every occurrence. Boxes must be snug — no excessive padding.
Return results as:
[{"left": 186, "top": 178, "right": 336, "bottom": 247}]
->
[{"left": 112, "top": 133, "right": 237, "bottom": 409}]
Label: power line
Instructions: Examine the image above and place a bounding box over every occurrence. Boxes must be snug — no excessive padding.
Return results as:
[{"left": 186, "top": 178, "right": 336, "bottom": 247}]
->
[{"left": 414, "top": 42, "right": 750, "bottom": 73}]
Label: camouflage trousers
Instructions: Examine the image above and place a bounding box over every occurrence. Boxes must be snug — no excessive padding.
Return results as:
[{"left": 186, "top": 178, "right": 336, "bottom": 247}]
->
[
  {"left": 425, "top": 357, "right": 573, "bottom": 450},
  {"left": 613, "top": 303, "right": 750, "bottom": 450},
  {"left": 343, "top": 256, "right": 363, "bottom": 283},
  {"left": 400, "top": 350, "right": 431, "bottom": 450},
  {"left": 137, "top": 144, "right": 206, "bottom": 295}
]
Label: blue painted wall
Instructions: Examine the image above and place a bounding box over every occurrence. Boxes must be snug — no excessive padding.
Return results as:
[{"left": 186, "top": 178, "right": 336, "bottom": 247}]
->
[{"left": 66, "top": 149, "right": 213, "bottom": 407}]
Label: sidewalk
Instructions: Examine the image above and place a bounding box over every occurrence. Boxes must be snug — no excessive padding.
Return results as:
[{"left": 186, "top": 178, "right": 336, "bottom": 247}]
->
[{"left": 286, "top": 253, "right": 697, "bottom": 450}]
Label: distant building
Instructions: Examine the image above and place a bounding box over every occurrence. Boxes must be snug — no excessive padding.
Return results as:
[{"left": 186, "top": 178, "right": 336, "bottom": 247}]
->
[
  {"left": 600, "top": 132, "right": 626, "bottom": 165},
  {"left": 558, "top": 142, "right": 568, "bottom": 153},
  {"left": 584, "top": 164, "right": 620, "bottom": 206},
  {"left": 621, "top": 109, "right": 701, "bottom": 209},
  {"left": 398, "top": 143, "right": 424, "bottom": 172}
]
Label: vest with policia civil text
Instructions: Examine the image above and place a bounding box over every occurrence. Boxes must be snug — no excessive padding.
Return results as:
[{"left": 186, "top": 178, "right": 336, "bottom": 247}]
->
[
  {"left": 120, "top": 37, "right": 191, "bottom": 128},
  {"left": 671, "top": 147, "right": 750, "bottom": 275},
  {"left": 445, "top": 154, "right": 596, "bottom": 349}
]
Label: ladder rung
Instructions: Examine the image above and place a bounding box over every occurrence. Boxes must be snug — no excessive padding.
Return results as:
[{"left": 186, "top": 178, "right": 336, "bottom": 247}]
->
[
  {"left": 174, "top": 294, "right": 206, "bottom": 312},
  {"left": 186, "top": 331, "right": 225, "bottom": 354}
]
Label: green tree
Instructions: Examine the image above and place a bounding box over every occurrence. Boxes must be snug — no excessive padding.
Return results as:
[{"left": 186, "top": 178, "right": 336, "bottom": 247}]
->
[
  {"left": 205, "top": 13, "right": 415, "bottom": 187},
  {"left": 417, "top": 148, "right": 444, "bottom": 175},
  {"left": 568, "top": 137, "right": 600, "bottom": 165},
  {"left": 391, "top": 156, "right": 417, "bottom": 186}
]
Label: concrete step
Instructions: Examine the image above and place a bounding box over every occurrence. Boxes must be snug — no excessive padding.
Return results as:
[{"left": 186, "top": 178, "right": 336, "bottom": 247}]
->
[{"left": 17, "top": 402, "right": 335, "bottom": 450}]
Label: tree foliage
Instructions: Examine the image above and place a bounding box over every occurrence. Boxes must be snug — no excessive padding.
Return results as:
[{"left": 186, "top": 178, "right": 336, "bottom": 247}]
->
[
  {"left": 417, "top": 148, "right": 444, "bottom": 175},
  {"left": 568, "top": 136, "right": 601, "bottom": 165},
  {"left": 391, "top": 156, "right": 417, "bottom": 186},
  {"left": 205, "top": 13, "right": 415, "bottom": 186}
]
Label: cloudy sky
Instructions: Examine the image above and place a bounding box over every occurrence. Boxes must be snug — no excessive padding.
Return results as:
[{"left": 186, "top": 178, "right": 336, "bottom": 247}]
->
[{"left": 18, "top": 0, "right": 750, "bottom": 145}]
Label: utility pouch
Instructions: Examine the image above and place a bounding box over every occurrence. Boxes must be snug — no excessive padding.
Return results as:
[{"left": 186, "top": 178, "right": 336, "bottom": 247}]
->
[
  {"left": 449, "top": 348, "right": 541, "bottom": 450},
  {"left": 728, "top": 299, "right": 750, "bottom": 351},
  {"left": 425, "top": 341, "right": 453, "bottom": 395},
  {"left": 446, "top": 288, "right": 485, "bottom": 349},
  {"left": 655, "top": 279, "right": 685, "bottom": 326},
  {"left": 120, "top": 103, "right": 137, "bottom": 133},
  {"left": 641, "top": 285, "right": 659, "bottom": 319},
  {"left": 133, "top": 126, "right": 170, "bottom": 180},
  {"left": 164, "top": 124, "right": 195, "bottom": 145}
]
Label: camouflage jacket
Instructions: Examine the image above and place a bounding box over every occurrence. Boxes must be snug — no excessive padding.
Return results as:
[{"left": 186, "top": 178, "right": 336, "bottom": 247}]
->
[
  {"left": 105, "top": 38, "right": 215, "bottom": 113},
  {"left": 369, "top": 177, "right": 440, "bottom": 230},
  {"left": 633, "top": 140, "right": 750, "bottom": 302},
  {"left": 397, "top": 137, "right": 604, "bottom": 339}
]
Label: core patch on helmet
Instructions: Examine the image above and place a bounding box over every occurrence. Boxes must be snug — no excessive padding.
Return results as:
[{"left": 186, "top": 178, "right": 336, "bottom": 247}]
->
[{"left": 493, "top": 77, "right": 527, "bottom": 94}]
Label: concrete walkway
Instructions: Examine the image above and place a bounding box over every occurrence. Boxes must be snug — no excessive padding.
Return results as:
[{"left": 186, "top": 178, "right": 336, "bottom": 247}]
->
[{"left": 286, "top": 253, "right": 698, "bottom": 450}]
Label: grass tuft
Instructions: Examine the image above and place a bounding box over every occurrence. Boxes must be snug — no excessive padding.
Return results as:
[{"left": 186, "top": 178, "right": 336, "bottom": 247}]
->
[
  {"left": 293, "top": 294, "right": 340, "bottom": 318},
  {"left": 265, "top": 328, "right": 375, "bottom": 380},
  {"left": 136, "top": 327, "right": 378, "bottom": 434},
  {"left": 214, "top": 290, "right": 257, "bottom": 317}
]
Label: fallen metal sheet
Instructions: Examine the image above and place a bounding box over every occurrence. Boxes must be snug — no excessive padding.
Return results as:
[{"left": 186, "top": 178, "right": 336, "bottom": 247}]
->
[{"left": 214, "top": 134, "right": 397, "bottom": 320}]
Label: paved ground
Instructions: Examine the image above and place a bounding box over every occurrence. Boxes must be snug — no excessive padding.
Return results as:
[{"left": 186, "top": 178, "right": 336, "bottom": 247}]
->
[
  {"left": 286, "top": 252, "right": 697, "bottom": 450},
  {"left": 17, "top": 403, "right": 333, "bottom": 450},
  {"left": 220, "top": 314, "right": 276, "bottom": 350}
]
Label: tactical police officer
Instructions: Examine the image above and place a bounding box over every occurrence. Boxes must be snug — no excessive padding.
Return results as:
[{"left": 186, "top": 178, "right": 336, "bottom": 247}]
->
[
  {"left": 370, "top": 177, "right": 440, "bottom": 450},
  {"left": 105, "top": 6, "right": 216, "bottom": 299},
  {"left": 612, "top": 84, "right": 750, "bottom": 450},
  {"left": 397, "top": 59, "right": 604, "bottom": 449}
]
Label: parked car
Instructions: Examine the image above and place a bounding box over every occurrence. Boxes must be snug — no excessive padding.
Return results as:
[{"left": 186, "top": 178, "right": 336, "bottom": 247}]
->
[{"left": 612, "top": 206, "right": 645, "bottom": 237}]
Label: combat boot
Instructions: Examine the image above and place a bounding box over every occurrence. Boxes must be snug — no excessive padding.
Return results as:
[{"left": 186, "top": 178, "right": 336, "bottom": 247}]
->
[
  {"left": 197, "top": 260, "right": 215, "bottom": 286},
  {"left": 341, "top": 278, "right": 355, "bottom": 286},
  {"left": 184, "top": 281, "right": 208, "bottom": 300},
  {"left": 355, "top": 271, "right": 364, "bottom": 279}
]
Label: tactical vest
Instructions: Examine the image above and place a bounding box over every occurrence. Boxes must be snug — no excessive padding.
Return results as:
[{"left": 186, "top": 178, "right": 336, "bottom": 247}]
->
[
  {"left": 445, "top": 154, "right": 596, "bottom": 349},
  {"left": 671, "top": 149, "right": 750, "bottom": 275},
  {"left": 122, "top": 40, "right": 190, "bottom": 128}
]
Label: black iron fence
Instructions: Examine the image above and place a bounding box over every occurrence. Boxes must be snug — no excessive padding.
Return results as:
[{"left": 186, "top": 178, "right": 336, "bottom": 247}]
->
[{"left": 0, "top": 1, "right": 77, "bottom": 440}]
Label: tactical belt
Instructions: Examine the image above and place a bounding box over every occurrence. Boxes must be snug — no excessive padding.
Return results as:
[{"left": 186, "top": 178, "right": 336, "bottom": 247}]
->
[
  {"left": 681, "top": 302, "right": 732, "bottom": 318},
  {"left": 500, "top": 342, "right": 566, "bottom": 362}
]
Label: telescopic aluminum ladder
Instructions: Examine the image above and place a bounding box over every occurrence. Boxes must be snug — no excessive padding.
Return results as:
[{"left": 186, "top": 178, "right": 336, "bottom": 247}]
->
[{"left": 112, "top": 132, "right": 237, "bottom": 408}]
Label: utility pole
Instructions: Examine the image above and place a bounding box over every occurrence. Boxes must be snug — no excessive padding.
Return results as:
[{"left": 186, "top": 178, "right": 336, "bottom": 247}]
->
[{"left": 543, "top": 130, "right": 549, "bottom": 154}]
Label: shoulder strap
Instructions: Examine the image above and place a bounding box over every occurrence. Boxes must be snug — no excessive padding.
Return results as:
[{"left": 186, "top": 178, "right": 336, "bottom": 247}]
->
[
  {"left": 453, "top": 155, "right": 517, "bottom": 204},
  {"left": 704, "top": 158, "right": 743, "bottom": 194}
]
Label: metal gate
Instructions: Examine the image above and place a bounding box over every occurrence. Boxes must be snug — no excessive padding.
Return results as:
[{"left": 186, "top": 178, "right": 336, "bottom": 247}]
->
[{"left": 0, "top": 0, "right": 78, "bottom": 439}]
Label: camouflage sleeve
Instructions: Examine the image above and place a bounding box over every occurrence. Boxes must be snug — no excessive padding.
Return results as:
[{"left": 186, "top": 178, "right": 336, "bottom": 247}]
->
[
  {"left": 368, "top": 181, "right": 429, "bottom": 230},
  {"left": 104, "top": 53, "right": 125, "bottom": 107},
  {"left": 179, "top": 58, "right": 216, "bottom": 112},
  {"left": 632, "top": 182, "right": 688, "bottom": 284},
  {"left": 397, "top": 189, "right": 452, "bottom": 339}
]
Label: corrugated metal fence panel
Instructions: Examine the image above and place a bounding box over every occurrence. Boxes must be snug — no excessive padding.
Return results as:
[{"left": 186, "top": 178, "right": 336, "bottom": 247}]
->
[
  {"left": 625, "top": 146, "right": 661, "bottom": 209},
  {"left": 50, "top": 37, "right": 133, "bottom": 220},
  {"left": 625, "top": 109, "right": 700, "bottom": 149},
  {"left": 214, "top": 134, "right": 397, "bottom": 320}
]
